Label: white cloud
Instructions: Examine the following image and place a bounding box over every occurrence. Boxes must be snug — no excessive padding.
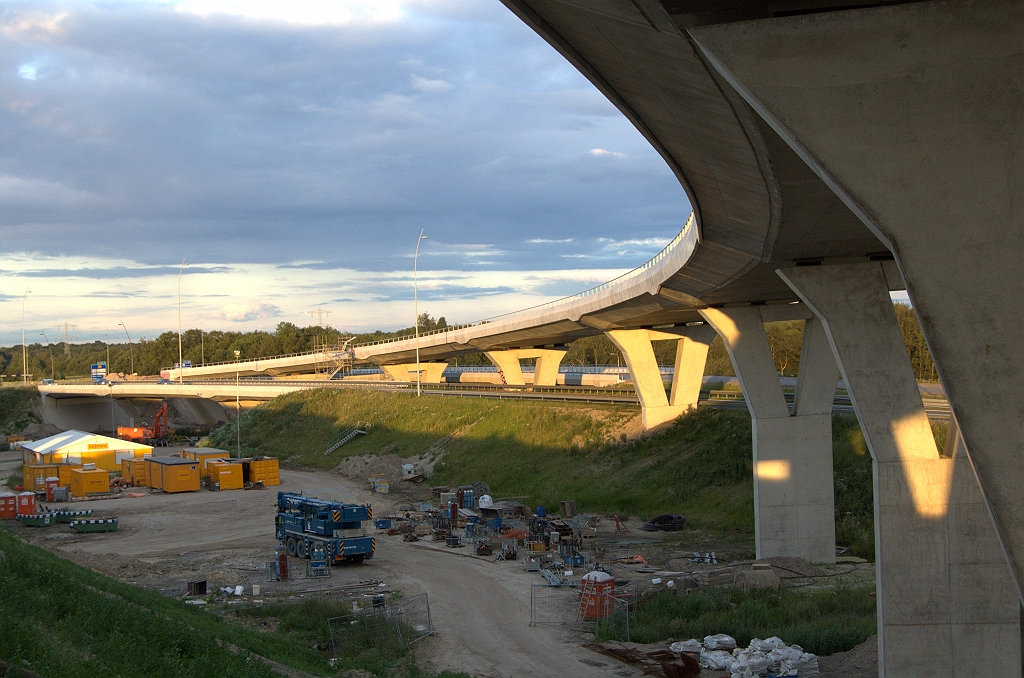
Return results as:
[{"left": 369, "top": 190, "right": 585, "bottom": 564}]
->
[
  {"left": 411, "top": 74, "right": 453, "bottom": 94},
  {"left": 168, "top": 0, "right": 410, "bottom": 25},
  {"left": 527, "top": 238, "right": 573, "bottom": 243},
  {"left": 221, "top": 301, "right": 282, "bottom": 322},
  {"left": 18, "top": 64, "right": 37, "bottom": 80},
  {"left": 589, "top": 148, "right": 625, "bottom": 158}
]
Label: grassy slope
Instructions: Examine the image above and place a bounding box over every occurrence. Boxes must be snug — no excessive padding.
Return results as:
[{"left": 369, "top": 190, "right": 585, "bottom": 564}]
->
[
  {"left": 0, "top": 526, "right": 464, "bottom": 678},
  {"left": 0, "top": 387, "right": 38, "bottom": 440},
  {"left": 208, "top": 389, "right": 883, "bottom": 544}
]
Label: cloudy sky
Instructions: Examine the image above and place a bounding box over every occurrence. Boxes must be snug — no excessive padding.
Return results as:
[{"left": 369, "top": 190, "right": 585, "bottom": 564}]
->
[{"left": 0, "top": 0, "right": 691, "bottom": 345}]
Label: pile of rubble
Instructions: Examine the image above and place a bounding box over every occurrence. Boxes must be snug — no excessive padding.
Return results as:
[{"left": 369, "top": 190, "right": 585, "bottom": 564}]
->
[{"left": 670, "top": 634, "right": 819, "bottom": 678}]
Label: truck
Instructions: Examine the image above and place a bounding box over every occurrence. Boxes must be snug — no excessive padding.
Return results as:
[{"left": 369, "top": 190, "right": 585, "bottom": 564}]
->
[{"left": 275, "top": 492, "right": 375, "bottom": 564}]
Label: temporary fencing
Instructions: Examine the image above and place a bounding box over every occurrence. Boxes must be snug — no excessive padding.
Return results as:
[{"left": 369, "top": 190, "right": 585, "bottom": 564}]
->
[
  {"left": 327, "top": 593, "right": 434, "bottom": 658},
  {"left": 529, "top": 581, "right": 637, "bottom": 640}
]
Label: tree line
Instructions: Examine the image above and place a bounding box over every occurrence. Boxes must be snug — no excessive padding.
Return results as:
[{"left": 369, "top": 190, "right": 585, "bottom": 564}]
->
[{"left": 0, "top": 303, "right": 938, "bottom": 382}]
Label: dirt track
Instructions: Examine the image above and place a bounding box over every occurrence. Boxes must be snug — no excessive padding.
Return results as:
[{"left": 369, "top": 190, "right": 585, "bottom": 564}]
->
[{"left": 11, "top": 461, "right": 631, "bottom": 678}]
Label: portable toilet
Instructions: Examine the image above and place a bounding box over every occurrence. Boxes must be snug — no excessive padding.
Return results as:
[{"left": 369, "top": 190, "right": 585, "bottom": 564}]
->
[
  {"left": 207, "top": 460, "right": 243, "bottom": 490},
  {"left": 580, "top": 571, "right": 616, "bottom": 621},
  {"left": 0, "top": 493, "right": 17, "bottom": 519},
  {"left": 70, "top": 468, "right": 109, "bottom": 498},
  {"left": 16, "top": 491, "right": 37, "bottom": 516},
  {"left": 45, "top": 477, "right": 60, "bottom": 502}
]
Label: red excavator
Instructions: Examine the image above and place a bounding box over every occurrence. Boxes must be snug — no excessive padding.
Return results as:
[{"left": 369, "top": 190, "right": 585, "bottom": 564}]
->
[{"left": 117, "top": 402, "right": 169, "bottom": 447}]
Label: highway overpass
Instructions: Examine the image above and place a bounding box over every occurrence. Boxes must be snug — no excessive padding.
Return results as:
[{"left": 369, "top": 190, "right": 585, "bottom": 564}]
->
[{"left": 102, "top": 1, "right": 1024, "bottom": 672}]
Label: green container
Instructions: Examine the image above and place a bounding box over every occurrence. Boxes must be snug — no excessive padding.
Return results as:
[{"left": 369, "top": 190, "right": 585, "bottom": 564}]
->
[
  {"left": 53, "top": 509, "right": 94, "bottom": 523},
  {"left": 69, "top": 518, "right": 118, "bottom": 533},
  {"left": 17, "top": 513, "right": 53, "bottom": 527}
]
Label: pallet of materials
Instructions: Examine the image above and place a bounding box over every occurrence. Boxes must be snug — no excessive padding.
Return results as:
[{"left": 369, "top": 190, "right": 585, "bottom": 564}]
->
[{"left": 69, "top": 517, "right": 118, "bottom": 533}]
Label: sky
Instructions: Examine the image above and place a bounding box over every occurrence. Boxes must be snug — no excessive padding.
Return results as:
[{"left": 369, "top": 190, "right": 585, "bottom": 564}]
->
[{"left": 0, "top": 0, "right": 693, "bottom": 345}]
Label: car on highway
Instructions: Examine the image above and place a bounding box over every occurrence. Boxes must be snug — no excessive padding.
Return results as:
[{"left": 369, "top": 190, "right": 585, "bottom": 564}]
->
[
  {"left": 156, "top": 378, "right": 173, "bottom": 384},
  {"left": 41, "top": 378, "right": 56, "bottom": 385}
]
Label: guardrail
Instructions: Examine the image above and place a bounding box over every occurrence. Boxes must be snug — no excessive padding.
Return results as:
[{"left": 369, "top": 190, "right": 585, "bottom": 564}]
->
[{"left": 352, "top": 213, "right": 696, "bottom": 349}]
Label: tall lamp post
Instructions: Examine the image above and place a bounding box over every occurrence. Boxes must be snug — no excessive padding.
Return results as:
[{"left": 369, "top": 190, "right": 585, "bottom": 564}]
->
[
  {"left": 39, "top": 332, "right": 53, "bottom": 380},
  {"left": 21, "top": 288, "right": 30, "bottom": 384},
  {"left": 105, "top": 335, "right": 114, "bottom": 435},
  {"left": 177, "top": 257, "right": 187, "bottom": 384},
  {"left": 234, "top": 350, "right": 241, "bottom": 458},
  {"left": 413, "top": 229, "right": 427, "bottom": 397},
  {"left": 118, "top": 321, "right": 134, "bottom": 375}
]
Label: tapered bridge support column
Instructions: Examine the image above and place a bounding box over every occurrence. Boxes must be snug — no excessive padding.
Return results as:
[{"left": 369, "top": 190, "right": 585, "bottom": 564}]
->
[
  {"left": 484, "top": 348, "right": 567, "bottom": 386},
  {"left": 606, "top": 324, "right": 716, "bottom": 429},
  {"left": 380, "top": 363, "right": 448, "bottom": 384},
  {"left": 779, "top": 263, "right": 1019, "bottom": 677},
  {"left": 700, "top": 306, "right": 837, "bottom": 563}
]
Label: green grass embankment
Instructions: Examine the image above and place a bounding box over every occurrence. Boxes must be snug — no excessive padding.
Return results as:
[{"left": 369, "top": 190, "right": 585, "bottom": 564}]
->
[
  {"left": 0, "top": 526, "right": 464, "bottom": 677},
  {"left": 0, "top": 387, "right": 37, "bottom": 441},
  {"left": 207, "top": 389, "right": 886, "bottom": 545}
]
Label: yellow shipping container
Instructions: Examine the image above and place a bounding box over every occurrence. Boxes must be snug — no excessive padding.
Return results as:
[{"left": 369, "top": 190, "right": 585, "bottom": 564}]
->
[
  {"left": 243, "top": 458, "right": 280, "bottom": 487},
  {"left": 179, "top": 448, "right": 230, "bottom": 478},
  {"left": 148, "top": 457, "right": 199, "bottom": 493},
  {"left": 70, "top": 468, "right": 109, "bottom": 498},
  {"left": 121, "top": 458, "right": 150, "bottom": 487},
  {"left": 22, "top": 464, "right": 77, "bottom": 492},
  {"left": 207, "top": 460, "right": 243, "bottom": 491}
]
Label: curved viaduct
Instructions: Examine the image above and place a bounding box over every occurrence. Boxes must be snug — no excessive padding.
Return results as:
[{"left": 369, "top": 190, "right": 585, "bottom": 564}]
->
[{"left": 365, "top": 1, "right": 1015, "bottom": 675}]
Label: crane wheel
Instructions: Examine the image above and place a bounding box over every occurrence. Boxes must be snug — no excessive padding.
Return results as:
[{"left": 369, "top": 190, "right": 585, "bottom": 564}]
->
[
  {"left": 351, "top": 554, "right": 365, "bottom": 564},
  {"left": 297, "top": 540, "right": 308, "bottom": 559},
  {"left": 286, "top": 537, "right": 297, "bottom": 557}
]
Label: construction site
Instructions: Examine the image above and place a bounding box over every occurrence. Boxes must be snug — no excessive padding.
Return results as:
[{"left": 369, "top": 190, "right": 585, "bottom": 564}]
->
[{"left": 0, "top": 385, "right": 880, "bottom": 678}]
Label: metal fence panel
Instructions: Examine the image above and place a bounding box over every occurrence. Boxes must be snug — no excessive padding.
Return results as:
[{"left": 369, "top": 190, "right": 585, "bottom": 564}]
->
[{"left": 327, "top": 593, "right": 434, "bottom": 659}]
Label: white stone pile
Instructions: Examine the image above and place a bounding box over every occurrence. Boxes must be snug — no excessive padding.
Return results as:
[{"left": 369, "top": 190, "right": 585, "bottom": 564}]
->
[{"left": 670, "top": 634, "right": 819, "bottom": 678}]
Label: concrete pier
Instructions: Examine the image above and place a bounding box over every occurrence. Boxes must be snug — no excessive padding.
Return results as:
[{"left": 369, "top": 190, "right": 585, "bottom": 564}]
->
[{"left": 700, "top": 306, "right": 837, "bottom": 563}]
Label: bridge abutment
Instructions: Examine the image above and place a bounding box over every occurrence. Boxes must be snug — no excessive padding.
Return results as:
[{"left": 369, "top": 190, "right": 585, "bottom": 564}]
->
[
  {"left": 606, "top": 324, "right": 714, "bottom": 429},
  {"left": 699, "top": 306, "right": 837, "bottom": 564},
  {"left": 380, "top": 363, "right": 448, "bottom": 384},
  {"left": 779, "top": 263, "right": 1019, "bottom": 677}
]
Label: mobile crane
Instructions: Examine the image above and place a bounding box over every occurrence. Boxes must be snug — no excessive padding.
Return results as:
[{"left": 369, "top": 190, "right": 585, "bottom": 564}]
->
[{"left": 275, "top": 492, "right": 375, "bottom": 564}]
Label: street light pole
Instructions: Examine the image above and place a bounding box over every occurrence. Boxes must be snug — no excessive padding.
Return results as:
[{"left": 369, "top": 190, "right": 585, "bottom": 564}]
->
[
  {"left": 21, "top": 288, "right": 30, "bottom": 385},
  {"left": 106, "top": 335, "right": 114, "bottom": 435},
  {"left": 413, "top": 230, "right": 427, "bottom": 397},
  {"left": 39, "top": 332, "right": 53, "bottom": 379},
  {"left": 118, "top": 321, "right": 134, "bottom": 375},
  {"left": 234, "top": 350, "right": 241, "bottom": 458},
  {"left": 177, "top": 257, "right": 187, "bottom": 384}
]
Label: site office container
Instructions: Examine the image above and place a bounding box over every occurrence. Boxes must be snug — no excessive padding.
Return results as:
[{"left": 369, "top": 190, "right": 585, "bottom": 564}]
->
[
  {"left": 148, "top": 457, "right": 200, "bottom": 493},
  {"left": 70, "top": 468, "right": 110, "bottom": 498},
  {"left": 179, "top": 448, "right": 231, "bottom": 478},
  {"left": 120, "top": 458, "right": 150, "bottom": 487},
  {"left": 242, "top": 457, "right": 280, "bottom": 486},
  {"left": 0, "top": 492, "right": 17, "bottom": 519},
  {"left": 22, "top": 464, "right": 78, "bottom": 493},
  {"left": 207, "top": 460, "right": 243, "bottom": 490}
]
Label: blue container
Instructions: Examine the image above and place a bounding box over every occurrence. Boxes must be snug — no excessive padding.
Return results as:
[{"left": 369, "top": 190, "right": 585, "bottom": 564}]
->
[
  {"left": 467, "top": 515, "right": 480, "bottom": 524},
  {"left": 487, "top": 517, "right": 502, "bottom": 531},
  {"left": 564, "top": 555, "right": 585, "bottom": 567},
  {"left": 463, "top": 490, "right": 474, "bottom": 508},
  {"left": 375, "top": 519, "right": 392, "bottom": 530},
  {"left": 537, "top": 505, "right": 547, "bottom": 517}
]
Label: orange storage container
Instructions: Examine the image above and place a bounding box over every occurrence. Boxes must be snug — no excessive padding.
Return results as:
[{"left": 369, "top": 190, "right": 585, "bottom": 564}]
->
[
  {"left": 16, "top": 491, "right": 37, "bottom": 516},
  {"left": 70, "top": 468, "right": 109, "bottom": 498},
  {"left": 179, "top": 448, "right": 230, "bottom": 478},
  {"left": 148, "top": 457, "right": 199, "bottom": 493},
  {"left": 207, "top": 460, "right": 243, "bottom": 490},
  {"left": 121, "top": 458, "right": 150, "bottom": 487},
  {"left": 243, "top": 457, "right": 280, "bottom": 486},
  {"left": 0, "top": 492, "right": 17, "bottom": 519}
]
